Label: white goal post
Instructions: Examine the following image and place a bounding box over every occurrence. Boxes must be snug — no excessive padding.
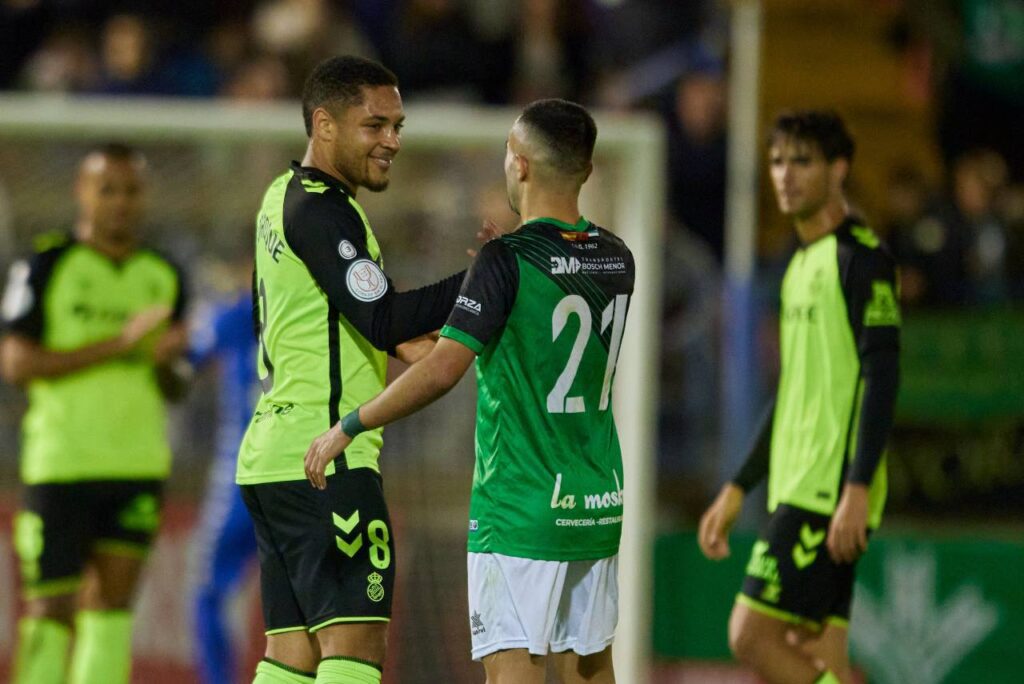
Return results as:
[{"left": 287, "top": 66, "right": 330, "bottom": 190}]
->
[{"left": 0, "top": 93, "right": 663, "bottom": 681}]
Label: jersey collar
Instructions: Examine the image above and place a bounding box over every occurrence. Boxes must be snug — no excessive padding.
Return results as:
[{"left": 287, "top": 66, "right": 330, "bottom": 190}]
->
[
  {"left": 522, "top": 216, "right": 591, "bottom": 232},
  {"left": 290, "top": 161, "right": 350, "bottom": 195}
]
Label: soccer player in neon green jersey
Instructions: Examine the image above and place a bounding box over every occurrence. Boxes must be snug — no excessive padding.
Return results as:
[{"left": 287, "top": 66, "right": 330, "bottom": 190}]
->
[
  {"left": 697, "top": 111, "right": 901, "bottom": 684},
  {"left": 305, "top": 98, "right": 635, "bottom": 684},
  {"left": 236, "top": 56, "right": 467, "bottom": 684},
  {"left": 1, "top": 143, "right": 188, "bottom": 684}
]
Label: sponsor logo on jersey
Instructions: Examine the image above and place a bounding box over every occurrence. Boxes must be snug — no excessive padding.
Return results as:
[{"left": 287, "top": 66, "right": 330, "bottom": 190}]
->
[
  {"left": 346, "top": 259, "right": 388, "bottom": 302},
  {"left": 456, "top": 295, "right": 482, "bottom": 314},
  {"left": 469, "top": 520, "right": 479, "bottom": 531},
  {"left": 552, "top": 255, "right": 628, "bottom": 274},
  {"left": 550, "top": 256, "right": 581, "bottom": 274},
  {"left": 337, "top": 239, "right": 357, "bottom": 260},
  {"left": 549, "top": 470, "right": 624, "bottom": 512}
]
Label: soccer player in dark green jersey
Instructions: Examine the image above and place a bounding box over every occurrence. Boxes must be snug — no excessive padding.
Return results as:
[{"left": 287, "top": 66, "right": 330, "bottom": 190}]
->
[
  {"left": 306, "top": 99, "right": 635, "bottom": 684},
  {"left": 697, "top": 111, "right": 901, "bottom": 684},
  {"left": 236, "top": 56, "right": 466, "bottom": 684},
  {"left": 1, "top": 144, "right": 188, "bottom": 684}
]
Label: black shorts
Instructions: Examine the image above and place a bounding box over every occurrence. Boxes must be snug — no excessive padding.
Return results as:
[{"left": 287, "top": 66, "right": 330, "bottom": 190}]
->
[
  {"left": 14, "top": 480, "right": 164, "bottom": 598},
  {"left": 241, "top": 467, "right": 396, "bottom": 634},
  {"left": 739, "top": 504, "right": 859, "bottom": 629}
]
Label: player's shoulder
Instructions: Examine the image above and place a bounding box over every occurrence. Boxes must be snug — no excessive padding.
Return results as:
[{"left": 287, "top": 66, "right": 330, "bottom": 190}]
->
[
  {"left": 835, "top": 217, "right": 895, "bottom": 268},
  {"left": 592, "top": 223, "right": 633, "bottom": 257},
  {"left": 16, "top": 232, "right": 76, "bottom": 277},
  {"left": 132, "top": 246, "right": 187, "bottom": 285}
]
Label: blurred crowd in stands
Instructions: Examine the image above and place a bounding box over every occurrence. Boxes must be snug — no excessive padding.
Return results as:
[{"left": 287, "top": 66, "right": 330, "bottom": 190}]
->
[{"left": 1, "top": 0, "right": 1022, "bottom": 513}]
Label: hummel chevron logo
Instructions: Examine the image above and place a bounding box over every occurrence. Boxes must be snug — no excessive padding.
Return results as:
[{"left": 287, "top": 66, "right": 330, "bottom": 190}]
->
[
  {"left": 792, "top": 523, "right": 826, "bottom": 569},
  {"left": 334, "top": 511, "right": 363, "bottom": 557},
  {"left": 800, "top": 523, "right": 826, "bottom": 548}
]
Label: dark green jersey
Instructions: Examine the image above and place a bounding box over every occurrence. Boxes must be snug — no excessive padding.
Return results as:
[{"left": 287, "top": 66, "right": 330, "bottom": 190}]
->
[
  {"left": 0, "top": 238, "right": 185, "bottom": 484},
  {"left": 769, "top": 219, "right": 901, "bottom": 528},
  {"left": 237, "top": 163, "right": 463, "bottom": 484},
  {"left": 440, "top": 218, "right": 635, "bottom": 561}
]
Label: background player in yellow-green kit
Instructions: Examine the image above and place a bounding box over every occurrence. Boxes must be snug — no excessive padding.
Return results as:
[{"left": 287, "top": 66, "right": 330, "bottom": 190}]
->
[
  {"left": 1, "top": 143, "right": 188, "bottom": 684},
  {"left": 698, "top": 111, "right": 901, "bottom": 684},
  {"left": 237, "top": 56, "right": 467, "bottom": 684},
  {"left": 306, "top": 99, "right": 635, "bottom": 684}
]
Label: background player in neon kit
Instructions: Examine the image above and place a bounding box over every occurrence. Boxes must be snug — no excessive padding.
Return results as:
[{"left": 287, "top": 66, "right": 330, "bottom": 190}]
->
[
  {"left": 1, "top": 144, "right": 188, "bottom": 684},
  {"left": 237, "top": 56, "right": 465, "bottom": 684},
  {"left": 698, "top": 112, "right": 901, "bottom": 684},
  {"left": 305, "top": 99, "right": 635, "bottom": 684}
]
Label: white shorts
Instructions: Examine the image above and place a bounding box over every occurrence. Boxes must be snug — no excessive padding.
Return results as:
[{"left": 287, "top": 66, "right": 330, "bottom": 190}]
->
[{"left": 466, "top": 552, "right": 618, "bottom": 661}]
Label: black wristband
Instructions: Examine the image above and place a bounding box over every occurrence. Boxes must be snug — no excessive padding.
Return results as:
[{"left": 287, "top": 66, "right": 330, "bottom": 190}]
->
[{"left": 340, "top": 409, "right": 368, "bottom": 438}]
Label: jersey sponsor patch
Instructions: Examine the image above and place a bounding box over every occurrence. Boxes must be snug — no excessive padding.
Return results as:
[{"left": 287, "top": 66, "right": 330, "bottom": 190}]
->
[
  {"left": 864, "top": 280, "right": 901, "bottom": 327},
  {"left": 346, "top": 259, "right": 388, "bottom": 302},
  {"left": 456, "top": 295, "right": 482, "bottom": 315},
  {"left": 1, "top": 260, "right": 33, "bottom": 322},
  {"left": 337, "top": 240, "right": 357, "bottom": 260}
]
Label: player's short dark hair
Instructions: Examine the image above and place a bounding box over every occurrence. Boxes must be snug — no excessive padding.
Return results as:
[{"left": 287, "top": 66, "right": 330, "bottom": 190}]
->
[
  {"left": 768, "top": 110, "right": 855, "bottom": 163},
  {"left": 302, "top": 55, "right": 399, "bottom": 136},
  {"left": 88, "top": 142, "right": 144, "bottom": 164},
  {"left": 519, "top": 99, "right": 597, "bottom": 177}
]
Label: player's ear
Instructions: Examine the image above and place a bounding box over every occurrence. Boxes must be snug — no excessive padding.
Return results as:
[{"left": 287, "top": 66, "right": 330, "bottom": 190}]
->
[
  {"left": 312, "top": 107, "right": 335, "bottom": 142},
  {"left": 829, "top": 157, "right": 850, "bottom": 190},
  {"left": 580, "top": 161, "right": 593, "bottom": 184},
  {"left": 515, "top": 154, "right": 529, "bottom": 182}
]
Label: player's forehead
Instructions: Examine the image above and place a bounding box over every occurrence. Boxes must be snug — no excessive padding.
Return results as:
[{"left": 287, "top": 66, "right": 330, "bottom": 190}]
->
[
  {"left": 79, "top": 153, "right": 146, "bottom": 184},
  {"left": 346, "top": 85, "right": 404, "bottom": 123},
  {"left": 768, "top": 136, "right": 823, "bottom": 161}
]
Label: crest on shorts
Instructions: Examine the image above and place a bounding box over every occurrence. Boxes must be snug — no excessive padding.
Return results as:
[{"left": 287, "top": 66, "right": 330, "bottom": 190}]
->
[
  {"left": 346, "top": 259, "right": 388, "bottom": 302},
  {"left": 367, "top": 571, "right": 385, "bottom": 602}
]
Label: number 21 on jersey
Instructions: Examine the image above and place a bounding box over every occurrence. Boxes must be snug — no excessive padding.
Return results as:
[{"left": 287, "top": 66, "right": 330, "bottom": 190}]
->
[{"left": 547, "top": 294, "right": 628, "bottom": 414}]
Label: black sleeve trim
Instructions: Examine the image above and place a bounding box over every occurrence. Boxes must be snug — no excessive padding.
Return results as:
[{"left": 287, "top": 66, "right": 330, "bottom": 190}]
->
[{"left": 730, "top": 398, "right": 774, "bottom": 492}]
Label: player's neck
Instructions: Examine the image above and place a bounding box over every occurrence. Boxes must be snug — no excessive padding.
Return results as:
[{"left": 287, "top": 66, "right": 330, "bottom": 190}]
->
[
  {"left": 792, "top": 197, "right": 848, "bottom": 246},
  {"left": 517, "top": 189, "right": 582, "bottom": 228},
  {"left": 302, "top": 144, "right": 357, "bottom": 197},
  {"left": 76, "top": 222, "right": 135, "bottom": 262}
]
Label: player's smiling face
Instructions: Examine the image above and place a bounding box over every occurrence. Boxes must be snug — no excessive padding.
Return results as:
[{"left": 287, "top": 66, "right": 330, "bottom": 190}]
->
[
  {"left": 330, "top": 85, "right": 404, "bottom": 193},
  {"left": 769, "top": 137, "right": 835, "bottom": 219}
]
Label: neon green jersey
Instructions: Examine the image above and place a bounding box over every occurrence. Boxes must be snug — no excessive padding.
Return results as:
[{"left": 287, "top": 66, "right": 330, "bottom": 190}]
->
[
  {"left": 237, "top": 163, "right": 464, "bottom": 484},
  {"left": 770, "top": 220, "right": 900, "bottom": 528},
  {"left": 1, "top": 239, "right": 185, "bottom": 484}
]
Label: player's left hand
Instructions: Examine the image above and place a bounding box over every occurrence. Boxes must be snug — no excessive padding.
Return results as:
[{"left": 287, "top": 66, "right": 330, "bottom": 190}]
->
[
  {"left": 304, "top": 422, "right": 352, "bottom": 490},
  {"left": 827, "top": 483, "right": 869, "bottom": 564}
]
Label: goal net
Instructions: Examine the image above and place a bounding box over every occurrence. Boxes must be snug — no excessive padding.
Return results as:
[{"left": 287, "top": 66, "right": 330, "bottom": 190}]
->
[{"left": 0, "top": 94, "right": 663, "bottom": 683}]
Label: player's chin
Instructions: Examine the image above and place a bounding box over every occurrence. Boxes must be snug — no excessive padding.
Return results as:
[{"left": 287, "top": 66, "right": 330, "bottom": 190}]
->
[{"left": 364, "top": 174, "right": 391, "bottom": 193}]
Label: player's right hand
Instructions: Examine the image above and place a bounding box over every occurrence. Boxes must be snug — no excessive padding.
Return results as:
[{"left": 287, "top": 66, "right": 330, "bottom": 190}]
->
[
  {"left": 121, "top": 305, "right": 172, "bottom": 350},
  {"left": 697, "top": 483, "right": 744, "bottom": 561},
  {"left": 304, "top": 422, "right": 352, "bottom": 490}
]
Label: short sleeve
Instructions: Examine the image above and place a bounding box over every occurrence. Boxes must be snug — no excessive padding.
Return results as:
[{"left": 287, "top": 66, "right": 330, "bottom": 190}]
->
[
  {"left": 1, "top": 248, "right": 65, "bottom": 341},
  {"left": 440, "top": 239, "right": 519, "bottom": 353}
]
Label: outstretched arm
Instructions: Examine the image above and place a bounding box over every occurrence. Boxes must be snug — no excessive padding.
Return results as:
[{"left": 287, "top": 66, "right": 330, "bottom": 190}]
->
[
  {"left": 0, "top": 305, "right": 171, "bottom": 385},
  {"left": 304, "top": 337, "right": 475, "bottom": 489}
]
